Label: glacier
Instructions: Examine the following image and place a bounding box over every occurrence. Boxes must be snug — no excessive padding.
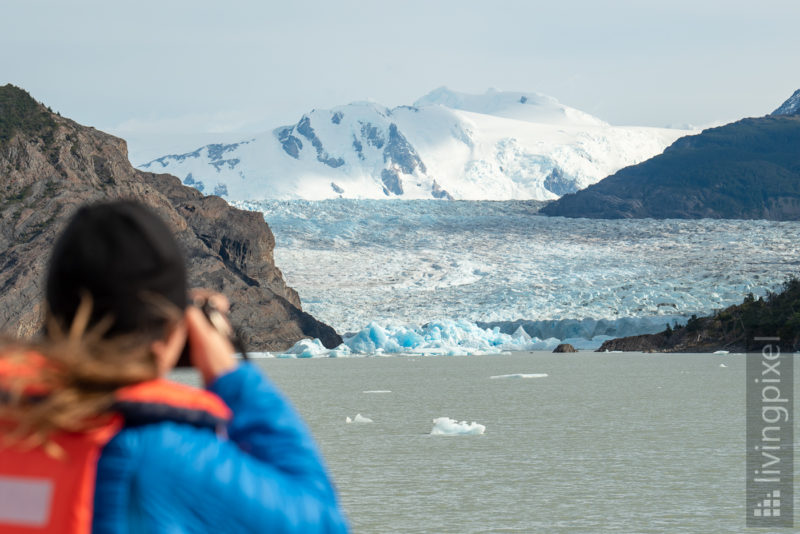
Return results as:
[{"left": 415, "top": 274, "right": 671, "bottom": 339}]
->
[
  {"left": 342, "top": 320, "right": 587, "bottom": 355},
  {"left": 138, "top": 87, "right": 692, "bottom": 201},
  {"left": 233, "top": 199, "right": 800, "bottom": 357},
  {"left": 263, "top": 319, "right": 608, "bottom": 358},
  {"left": 251, "top": 320, "right": 567, "bottom": 357}
]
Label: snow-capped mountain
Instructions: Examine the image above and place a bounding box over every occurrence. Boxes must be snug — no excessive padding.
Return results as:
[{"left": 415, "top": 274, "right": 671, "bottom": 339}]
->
[
  {"left": 772, "top": 88, "right": 800, "bottom": 116},
  {"left": 139, "top": 88, "right": 693, "bottom": 201}
]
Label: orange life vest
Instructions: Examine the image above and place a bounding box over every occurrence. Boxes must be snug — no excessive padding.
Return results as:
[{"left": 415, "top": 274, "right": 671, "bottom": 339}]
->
[{"left": 0, "top": 352, "right": 231, "bottom": 534}]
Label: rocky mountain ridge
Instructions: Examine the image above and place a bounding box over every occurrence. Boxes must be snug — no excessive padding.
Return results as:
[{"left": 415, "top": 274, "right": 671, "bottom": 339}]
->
[
  {"left": 541, "top": 89, "right": 800, "bottom": 220},
  {"left": 0, "top": 84, "right": 341, "bottom": 350},
  {"left": 772, "top": 89, "right": 800, "bottom": 116}
]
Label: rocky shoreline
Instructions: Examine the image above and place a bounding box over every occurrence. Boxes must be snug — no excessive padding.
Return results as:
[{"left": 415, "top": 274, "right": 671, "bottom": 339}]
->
[{"left": 598, "top": 279, "right": 800, "bottom": 353}]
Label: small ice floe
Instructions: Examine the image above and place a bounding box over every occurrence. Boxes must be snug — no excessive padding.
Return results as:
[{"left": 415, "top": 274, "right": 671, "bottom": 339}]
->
[
  {"left": 719, "top": 363, "right": 728, "bottom": 368},
  {"left": 240, "top": 352, "right": 274, "bottom": 359},
  {"left": 363, "top": 390, "right": 392, "bottom": 394},
  {"left": 430, "top": 417, "right": 485, "bottom": 435},
  {"left": 713, "top": 350, "right": 730, "bottom": 355},
  {"left": 345, "top": 414, "right": 374, "bottom": 424},
  {"left": 277, "top": 339, "right": 353, "bottom": 358},
  {"left": 489, "top": 373, "right": 548, "bottom": 379}
]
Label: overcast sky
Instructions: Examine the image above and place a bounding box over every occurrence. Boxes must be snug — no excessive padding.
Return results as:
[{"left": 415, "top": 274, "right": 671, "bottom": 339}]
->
[{"left": 2, "top": 0, "right": 799, "bottom": 149}]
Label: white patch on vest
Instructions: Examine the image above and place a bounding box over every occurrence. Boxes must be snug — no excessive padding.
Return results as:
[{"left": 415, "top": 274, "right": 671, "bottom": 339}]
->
[{"left": 0, "top": 475, "right": 53, "bottom": 526}]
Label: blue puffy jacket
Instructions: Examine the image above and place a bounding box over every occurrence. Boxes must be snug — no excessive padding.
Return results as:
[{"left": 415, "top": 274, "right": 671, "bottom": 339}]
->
[{"left": 92, "top": 363, "right": 349, "bottom": 533}]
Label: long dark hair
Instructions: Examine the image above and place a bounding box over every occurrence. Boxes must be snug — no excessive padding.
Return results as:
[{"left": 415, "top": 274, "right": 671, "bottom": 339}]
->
[
  {"left": 1, "top": 200, "right": 188, "bottom": 453},
  {"left": 46, "top": 200, "right": 187, "bottom": 339}
]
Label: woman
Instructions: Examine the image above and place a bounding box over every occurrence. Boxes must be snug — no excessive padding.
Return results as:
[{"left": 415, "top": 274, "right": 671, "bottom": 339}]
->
[{"left": 0, "top": 201, "right": 348, "bottom": 533}]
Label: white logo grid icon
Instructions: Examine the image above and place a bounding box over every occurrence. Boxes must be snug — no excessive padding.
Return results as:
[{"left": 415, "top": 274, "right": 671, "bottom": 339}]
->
[{"left": 753, "top": 490, "right": 781, "bottom": 518}]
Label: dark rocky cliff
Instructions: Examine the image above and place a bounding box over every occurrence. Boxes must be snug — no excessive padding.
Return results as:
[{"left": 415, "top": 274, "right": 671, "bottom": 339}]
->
[{"left": 0, "top": 84, "right": 341, "bottom": 350}]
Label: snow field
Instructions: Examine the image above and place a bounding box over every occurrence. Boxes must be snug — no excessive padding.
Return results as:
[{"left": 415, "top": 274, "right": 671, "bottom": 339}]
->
[{"left": 140, "top": 88, "right": 690, "bottom": 202}]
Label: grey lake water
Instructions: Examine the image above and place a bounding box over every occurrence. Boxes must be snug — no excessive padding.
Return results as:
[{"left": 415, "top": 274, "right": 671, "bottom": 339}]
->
[{"left": 175, "top": 351, "right": 799, "bottom": 533}]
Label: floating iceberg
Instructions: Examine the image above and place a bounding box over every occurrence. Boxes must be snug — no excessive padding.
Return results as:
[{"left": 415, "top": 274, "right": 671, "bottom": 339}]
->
[
  {"left": 489, "top": 373, "right": 548, "bottom": 379},
  {"left": 345, "top": 414, "right": 374, "bottom": 424},
  {"left": 713, "top": 350, "right": 730, "bottom": 355},
  {"left": 363, "top": 390, "right": 392, "bottom": 394},
  {"left": 276, "top": 338, "right": 353, "bottom": 358},
  {"left": 431, "top": 417, "right": 485, "bottom": 435}
]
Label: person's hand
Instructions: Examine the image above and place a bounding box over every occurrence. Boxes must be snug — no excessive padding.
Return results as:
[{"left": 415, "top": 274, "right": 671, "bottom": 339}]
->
[{"left": 185, "top": 290, "right": 237, "bottom": 385}]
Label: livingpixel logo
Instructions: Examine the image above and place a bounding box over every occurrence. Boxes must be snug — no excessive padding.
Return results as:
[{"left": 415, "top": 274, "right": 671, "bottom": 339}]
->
[
  {"left": 746, "top": 337, "right": 794, "bottom": 527},
  {"left": 752, "top": 489, "right": 782, "bottom": 518}
]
